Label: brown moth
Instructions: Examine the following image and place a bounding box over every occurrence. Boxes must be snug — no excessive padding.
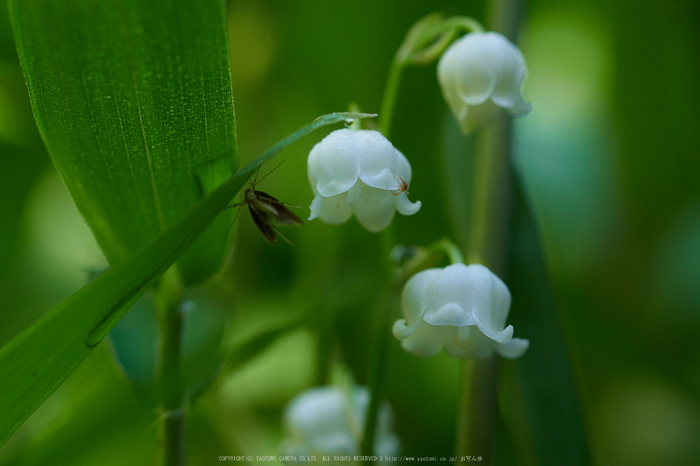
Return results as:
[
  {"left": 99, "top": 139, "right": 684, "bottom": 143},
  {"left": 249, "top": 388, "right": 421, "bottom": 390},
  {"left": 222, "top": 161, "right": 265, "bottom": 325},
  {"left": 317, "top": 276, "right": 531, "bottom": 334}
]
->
[{"left": 230, "top": 163, "right": 303, "bottom": 244}]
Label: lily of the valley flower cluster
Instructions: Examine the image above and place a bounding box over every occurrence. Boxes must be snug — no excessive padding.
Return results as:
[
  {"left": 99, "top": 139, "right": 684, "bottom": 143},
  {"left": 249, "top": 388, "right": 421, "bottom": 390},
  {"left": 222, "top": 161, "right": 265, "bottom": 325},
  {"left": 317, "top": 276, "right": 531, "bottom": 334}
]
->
[
  {"left": 304, "top": 30, "right": 530, "bottom": 361},
  {"left": 287, "top": 26, "right": 531, "bottom": 457}
]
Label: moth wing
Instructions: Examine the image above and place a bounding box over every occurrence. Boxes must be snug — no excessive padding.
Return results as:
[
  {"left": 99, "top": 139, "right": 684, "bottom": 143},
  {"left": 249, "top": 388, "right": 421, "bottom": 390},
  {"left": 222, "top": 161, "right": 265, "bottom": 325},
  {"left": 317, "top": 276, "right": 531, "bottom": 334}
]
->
[
  {"left": 273, "top": 205, "right": 304, "bottom": 227},
  {"left": 250, "top": 196, "right": 280, "bottom": 217},
  {"left": 255, "top": 191, "right": 304, "bottom": 227},
  {"left": 253, "top": 190, "right": 283, "bottom": 204},
  {"left": 248, "top": 204, "right": 276, "bottom": 244}
]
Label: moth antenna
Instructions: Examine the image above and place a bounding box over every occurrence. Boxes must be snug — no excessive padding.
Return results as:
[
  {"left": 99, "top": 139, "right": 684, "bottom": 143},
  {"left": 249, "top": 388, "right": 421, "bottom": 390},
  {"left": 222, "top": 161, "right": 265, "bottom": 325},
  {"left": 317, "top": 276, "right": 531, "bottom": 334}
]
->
[
  {"left": 255, "top": 159, "right": 287, "bottom": 186},
  {"left": 251, "top": 165, "right": 262, "bottom": 187}
]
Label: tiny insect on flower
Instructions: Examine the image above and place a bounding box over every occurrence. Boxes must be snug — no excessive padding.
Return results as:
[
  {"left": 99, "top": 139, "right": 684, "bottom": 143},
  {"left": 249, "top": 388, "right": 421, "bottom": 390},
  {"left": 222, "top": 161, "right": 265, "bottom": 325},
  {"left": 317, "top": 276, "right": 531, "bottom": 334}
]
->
[
  {"left": 307, "top": 129, "right": 421, "bottom": 232},
  {"left": 227, "top": 163, "right": 303, "bottom": 244},
  {"left": 391, "top": 176, "right": 409, "bottom": 196}
]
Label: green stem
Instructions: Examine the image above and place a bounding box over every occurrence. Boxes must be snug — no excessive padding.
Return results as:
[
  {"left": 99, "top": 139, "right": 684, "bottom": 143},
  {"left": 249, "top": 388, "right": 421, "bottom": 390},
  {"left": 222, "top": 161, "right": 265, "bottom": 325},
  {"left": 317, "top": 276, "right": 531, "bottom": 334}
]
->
[
  {"left": 456, "top": 357, "right": 499, "bottom": 464},
  {"left": 428, "top": 237, "right": 465, "bottom": 265},
  {"left": 157, "top": 267, "right": 185, "bottom": 466},
  {"left": 378, "top": 57, "right": 405, "bottom": 137},
  {"left": 455, "top": 0, "right": 523, "bottom": 462},
  {"left": 466, "top": 125, "right": 505, "bottom": 267},
  {"left": 379, "top": 13, "right": 488, "bottom": 136},
  {"left": 361, "top": 226, "right": 397, "bottom": 459},
  {"left": 438, "top": 16, "right": 485, "bottom": 34},
  {"left": 455, "top": 122, "right": 510, "bottom": 466},
  {"left": 162, "top": 410, "right": 185, "bottom": 466}
]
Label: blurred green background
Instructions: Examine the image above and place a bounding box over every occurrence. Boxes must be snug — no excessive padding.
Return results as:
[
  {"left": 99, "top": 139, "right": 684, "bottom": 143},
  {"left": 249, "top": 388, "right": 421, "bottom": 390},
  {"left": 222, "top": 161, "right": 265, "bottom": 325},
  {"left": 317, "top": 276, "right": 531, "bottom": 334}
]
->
[{"left": 1, "top": 0, "right": 699, "bottom": 465}]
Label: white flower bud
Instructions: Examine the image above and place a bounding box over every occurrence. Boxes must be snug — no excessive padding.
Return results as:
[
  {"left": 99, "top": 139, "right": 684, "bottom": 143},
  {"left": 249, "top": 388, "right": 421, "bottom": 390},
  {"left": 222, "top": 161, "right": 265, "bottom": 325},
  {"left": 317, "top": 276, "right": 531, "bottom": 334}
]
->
[
  {"left": 437, "top": 32, "right": 531, "bottom": 134},
  {"left": 280, "top": 386, "right": 400, "bottom": 461},
  {"left": 307, "top": 129, "right": 421, "bottom": 232},
  {"left": 393, "top": 263, "right": 529, "bottom": 359}
]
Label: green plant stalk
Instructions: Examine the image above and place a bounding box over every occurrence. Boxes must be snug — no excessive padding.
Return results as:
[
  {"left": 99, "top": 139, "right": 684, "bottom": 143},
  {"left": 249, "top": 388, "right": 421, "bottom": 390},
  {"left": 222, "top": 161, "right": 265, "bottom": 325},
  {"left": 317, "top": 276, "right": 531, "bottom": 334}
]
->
[
  {"left": 378, "top": 57, "right": 405, "bottom": 137},
  {"left": 457, "top": 356, "right": 499, "bottom": 463},
  {"left": 455, "top": 0, "right": 523, "bottom": 460},
  {"left": 456, "top": 121, "right": 511, "bottom": 463},
  {"left": 162, "top": 411, "right": 185, "bottom": 466},
  {"left": 466, "top": 126, "right": 499, "bottom": 266},
  {"left": 456, "top": 126, "right": 511, "bottom": 463},
  {"left": 156, "top": 267, "right": 185, "bottom": 466}
]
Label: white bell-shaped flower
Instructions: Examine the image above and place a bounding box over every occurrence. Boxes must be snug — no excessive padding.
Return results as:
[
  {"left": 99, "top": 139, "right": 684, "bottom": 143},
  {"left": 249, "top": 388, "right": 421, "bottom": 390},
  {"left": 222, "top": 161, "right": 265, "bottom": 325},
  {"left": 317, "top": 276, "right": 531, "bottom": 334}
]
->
[
  {"left": 437, "top": 32, "right": 531, "bottom": 134},
  {"left": 307, "top": 129, "right": 421, "bottom": 232},
  {"left": 280, "top": 386, "right": 400, "bottom": 462},
  {"left": 393, "top": 263, "right": 529, "bottom": 359}
]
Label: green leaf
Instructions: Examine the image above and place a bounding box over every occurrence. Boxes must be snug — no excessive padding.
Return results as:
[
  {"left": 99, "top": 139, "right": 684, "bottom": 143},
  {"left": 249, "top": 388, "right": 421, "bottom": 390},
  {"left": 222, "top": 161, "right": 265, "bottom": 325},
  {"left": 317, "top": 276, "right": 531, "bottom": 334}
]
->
[
  {"left": 0, "top": 111, "right": 375, "bottom": 447},
  {"left": 497, "top": 180, "right": 591, "bottom": 465},
  {"left": 8, "top": 0, "right": 236, "bottom": 284}
]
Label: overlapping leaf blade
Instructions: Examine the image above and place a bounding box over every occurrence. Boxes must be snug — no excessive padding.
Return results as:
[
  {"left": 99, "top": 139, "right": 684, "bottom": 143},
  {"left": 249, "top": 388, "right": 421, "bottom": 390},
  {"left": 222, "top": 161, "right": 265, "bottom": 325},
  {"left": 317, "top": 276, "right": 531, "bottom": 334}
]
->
[
  {"left": 9, "top": 0, "right": 237, "bottom": 284},
  {"left": 497, "top": 180, "right": 591, "bottom": 465}
]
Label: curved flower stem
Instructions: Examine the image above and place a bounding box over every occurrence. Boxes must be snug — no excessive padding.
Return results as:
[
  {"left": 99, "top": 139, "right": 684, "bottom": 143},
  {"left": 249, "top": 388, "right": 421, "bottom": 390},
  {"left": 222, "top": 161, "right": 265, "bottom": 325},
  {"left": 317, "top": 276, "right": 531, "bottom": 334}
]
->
[
  {"left": 380, "top": 13, "right": 487, "bottom": 137},
  {"left": 156, "top": 267, "right": 185, "bottom": 466},
  {"left": 428, "top": 237, "right": 465, "bottom": 265},
  {"left": 455, "top": 0, "right": 524, "bottom": 462},
  {"left": 379, "top": 57, "right": 405, "bottom": 137},
  {"left": 439, "top": 16, "right": 485, "bottom": 34}
]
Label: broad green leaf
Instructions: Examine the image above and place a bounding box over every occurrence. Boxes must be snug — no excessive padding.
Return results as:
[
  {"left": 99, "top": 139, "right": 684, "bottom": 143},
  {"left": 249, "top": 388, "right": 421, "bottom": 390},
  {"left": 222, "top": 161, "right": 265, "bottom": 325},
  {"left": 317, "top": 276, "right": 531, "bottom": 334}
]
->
[
  {"left": 0, "top": 111, "right": 374, "bottom": 447},
  {"left": 497, "top": 180, "right": 591, "bottom": 465},
  {"left": 9, "top": 0, "right": 236, "bottom": 284}
]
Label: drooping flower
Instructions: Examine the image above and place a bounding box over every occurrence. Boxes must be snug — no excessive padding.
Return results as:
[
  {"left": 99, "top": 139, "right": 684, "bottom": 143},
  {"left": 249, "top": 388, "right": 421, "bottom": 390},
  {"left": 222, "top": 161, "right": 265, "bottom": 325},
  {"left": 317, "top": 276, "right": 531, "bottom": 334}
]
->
[
  {"left": 437, "top": 32, "right": 531, "bottom": 134},
  {"left": 307, "top": 129, "right": 421, "bottom": 232},
  {"left": 393, "top": 263, "right": 529, "bottom": 359},
  {"left": 280, "top": 386, "right": 400, "bottom": 461}
]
